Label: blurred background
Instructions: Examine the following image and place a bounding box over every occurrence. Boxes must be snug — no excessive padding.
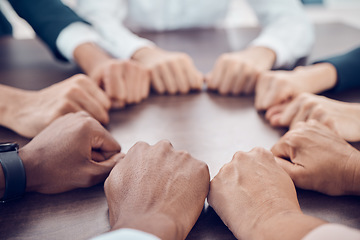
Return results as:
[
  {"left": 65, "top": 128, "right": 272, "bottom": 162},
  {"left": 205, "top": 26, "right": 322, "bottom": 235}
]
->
[{"left": 0, "top": 0, "right": 359, "bottom": 39}]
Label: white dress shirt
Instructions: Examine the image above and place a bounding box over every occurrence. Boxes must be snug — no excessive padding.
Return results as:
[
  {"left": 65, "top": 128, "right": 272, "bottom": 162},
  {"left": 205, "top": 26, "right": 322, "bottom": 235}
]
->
[
  {"left": 92, "top": 224, "right": 360, "bottom": 240},
  {"left": 57, "top": 0, "right": 314, "bottom": 68}
]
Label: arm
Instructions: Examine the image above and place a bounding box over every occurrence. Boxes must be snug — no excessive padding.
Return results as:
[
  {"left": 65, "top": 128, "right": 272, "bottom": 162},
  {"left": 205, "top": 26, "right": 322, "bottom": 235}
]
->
[
  {"left": 272, "top": 120, "right": 360, "bottom": 196},
  {"left": 248, "top": 0, "right": 315, "bottom": 68},
  {"left": 1, "top": 111, "right": 121, "bottom": 199},
  {"left": 0, "top": 10, "right": 12, "bottom": 36},
  {"left": 315, "top": 47, "right": 360, "bottom": 92},
  {"left": 255, "top": 46, "right": 360, "bottom": 110},
  {"left": 74, "top": 0, "right": 153, "bottom": 60},
  {"left": 74, "top": 0, "right": 203, "bottom": 95},
  {"left": 208, "top": 148, "right": 325, "bottom": 240},
  {"left": 0, "top": 76, "right": 110, "bottom": 138},
  {"left": 303, "top": 224, "right": 360, "bottom": 240},
  {"left": 207, "top": 0, "right": 312, "bottom": 96},
  {"left": 8, "top": 0, "right": 88, "bottom": 60},
  {"left": 103, "top": 140, "right": 210, "bottom": 240},
  {"left": 92, "top": 229, "right": 159, "bottom": 240}
]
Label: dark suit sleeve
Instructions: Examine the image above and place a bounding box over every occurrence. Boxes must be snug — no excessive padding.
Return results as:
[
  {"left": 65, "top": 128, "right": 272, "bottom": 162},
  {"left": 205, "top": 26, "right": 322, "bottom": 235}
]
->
[
  {"left": 8, "top": 0, "right": 88, "bottom": 60},
  {"left": 0, "top": 10, "right": 13, "bottom": 36},
  {"left": 314, "top": 47, "right": 360, "bottom": 92}
]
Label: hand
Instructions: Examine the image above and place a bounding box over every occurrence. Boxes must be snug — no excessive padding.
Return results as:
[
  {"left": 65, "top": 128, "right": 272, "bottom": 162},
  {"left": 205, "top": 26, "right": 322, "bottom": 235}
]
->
[
  {"left": 18, "top": 111, "right": 122, "bottom": 194},
  {"left": 132, "top": 47, "right": 203, "bottom": 95},
  {"left": 90, "top": 59, "right": 150, "bottom": 109},
  {"left": 207, "top": 46, "right": 275, "bottom": 95},
  {"left": 208, "top": 147, "right": 325, "bottom": 240},
  {"left": 104, "top": 140, "right": 210, "bottom": 240},
  {"left": 255, "top": 63, "right": 338, "bottom": 110},
  {"left": 272, "top": 120, "right": 360, "bottom": 196},
  {"left": 266, "top": 93, "right": 360, "bottom": 142},
  {"left": 3, "top": 74, "right": 110, "bottom": 138}
]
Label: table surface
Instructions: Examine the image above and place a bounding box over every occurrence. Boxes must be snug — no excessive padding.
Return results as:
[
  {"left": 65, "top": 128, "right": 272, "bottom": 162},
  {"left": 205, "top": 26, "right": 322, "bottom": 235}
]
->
[{"left": 1, "top": 23, "right": 360, "bottom": 240}]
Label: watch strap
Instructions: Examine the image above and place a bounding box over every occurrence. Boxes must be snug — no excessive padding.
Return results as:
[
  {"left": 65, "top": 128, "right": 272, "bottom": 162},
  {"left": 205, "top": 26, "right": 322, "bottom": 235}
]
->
[{"left": 0, "top": 151, "right": 26, "bottom": 202}]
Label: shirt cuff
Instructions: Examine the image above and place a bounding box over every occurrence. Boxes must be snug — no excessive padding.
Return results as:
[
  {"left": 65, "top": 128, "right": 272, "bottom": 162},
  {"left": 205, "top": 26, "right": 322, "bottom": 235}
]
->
[
  {"left": 56, "top": 22, "right": 103, "bottom": 61},
  {"left": 302, "top": 224, "right": 360, "bottom": 240},
  {"left": 250, "top": 35, "right": 291, "bottom": 69},
  {"left": 96, "top": 22, "right": 155, "bottom": 59},
  {"left": 91, "top": 228, "right": 161, "bottom": 240}
]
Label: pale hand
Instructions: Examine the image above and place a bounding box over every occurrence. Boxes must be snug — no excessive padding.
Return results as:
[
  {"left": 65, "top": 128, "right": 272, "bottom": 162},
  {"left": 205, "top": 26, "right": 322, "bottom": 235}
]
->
[
  {"left": 208, "top": 147, "right": 325, "bottom": 240},
  {"left": 207, "top": 46, "right": 275, "bottom": 95},
  {"left": 3, "top": 74, "right": 110, "bottom": 138},
  {"left": 255, "top": 63, "right": 338, "bottom": 110},
  {"left": 272, "top": 120, "right": 360, "bottom": 196},
  {"left": 132, "top": 47, "right": 203, "bottom": 95},
  {"left": 266, "top": 93, "right": 360, "bottom": 142},
  {"left": 19, "top": 111, "right": 122, "bottom": 194},
  {"left": 90, "top": 59, "right": 150, "bottom": 109},
  {"left": 104, "top": 140, "right": 210, "bottom": 240}
]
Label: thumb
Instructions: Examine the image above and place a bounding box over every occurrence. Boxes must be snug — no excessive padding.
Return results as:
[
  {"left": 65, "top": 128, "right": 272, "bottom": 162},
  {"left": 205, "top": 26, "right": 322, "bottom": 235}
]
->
[{"left": 274, "top": 156, "right": 302, "bottom": 182}]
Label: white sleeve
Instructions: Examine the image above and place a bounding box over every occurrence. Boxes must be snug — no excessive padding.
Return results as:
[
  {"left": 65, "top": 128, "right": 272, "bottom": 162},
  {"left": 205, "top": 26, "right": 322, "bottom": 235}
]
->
[
  {"left": 74, "top": 0, "right": 154, "bottom": 60},
  {"left": 91, "top": 228, "right": 160, "bottom": 240},
  {"left": 247, "top": 0, "right": 315, "bottom": 68},
  {"left": 302, "top": 224, "right": 360, "bottom": 240},
  {"left": 56, "top": 22, "right": 114, "bottom": 62}
]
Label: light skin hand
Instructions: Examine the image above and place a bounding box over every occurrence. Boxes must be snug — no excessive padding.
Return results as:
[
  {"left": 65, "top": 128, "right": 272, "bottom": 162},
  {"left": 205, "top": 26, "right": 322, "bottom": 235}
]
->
[
  {"left": 0, "top": 74, "right": 110, "bottom": 138},
  {"left": 207, "top": 46, "right": 275, "bottom": 95},
  {"left": 255, "top": 63, "right": 338, "bottom": 110},
  {"left": 208, "top": 147, "right": 325, "bottom": 240},
  {"left": 266, "top": 93, "right": 360, "bottom": 142},
  {"left": 132, "top": 47, "right": 203, "bottom": 95},
  {"left": 90, "top": 59, "right": 150, "bottom": 109},
  {"left": 74, "top": 42, "right": 150, "bottom": 109},
  {"left": 17, "top": 111, "right": 122, "bottom": 194},
  {"left": 272, "top": 120, "right": 360, "bottom": 196},
  {"left": 104, "top": 140, "right": 210, "bottom": 240}
]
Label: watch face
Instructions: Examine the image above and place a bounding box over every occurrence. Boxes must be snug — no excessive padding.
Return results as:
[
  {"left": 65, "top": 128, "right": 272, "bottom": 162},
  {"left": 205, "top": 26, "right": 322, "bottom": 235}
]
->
[{"left": 0, "top": 143, "right": 19, "bottom": 152}]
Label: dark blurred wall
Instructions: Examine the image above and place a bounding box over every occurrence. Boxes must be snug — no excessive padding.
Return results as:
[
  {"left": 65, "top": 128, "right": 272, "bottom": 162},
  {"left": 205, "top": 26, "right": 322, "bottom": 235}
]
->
[{"left": 301, "top": 0, "right": 323, "bottom": 4}]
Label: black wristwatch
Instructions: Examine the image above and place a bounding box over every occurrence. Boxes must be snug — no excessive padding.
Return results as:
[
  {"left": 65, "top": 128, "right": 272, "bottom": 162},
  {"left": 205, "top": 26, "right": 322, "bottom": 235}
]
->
[{"left": 0, "top": 143, "right": 26, "bottom": 202}]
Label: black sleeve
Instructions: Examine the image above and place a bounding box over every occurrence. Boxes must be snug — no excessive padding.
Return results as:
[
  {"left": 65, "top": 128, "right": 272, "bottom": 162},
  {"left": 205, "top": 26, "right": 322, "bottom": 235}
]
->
[
  {"left": 8, "top": 0, "right": 88, "bottom": 60},
  {"left": 314, "top": 47, "right": 360, "bottom": 92},
  {"left": 0, "top": 10, "right": 13, "bottom": 36}
]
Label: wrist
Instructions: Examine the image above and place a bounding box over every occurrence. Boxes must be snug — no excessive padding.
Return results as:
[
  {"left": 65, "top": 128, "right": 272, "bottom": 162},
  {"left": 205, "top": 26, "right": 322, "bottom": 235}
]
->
[
  {"left": 131, "top": 46, "right": 158, "bottom": 61},
  {"left": 251, "top": 210, "right": 326, "bottom": 240},
  {"left": 296, "top": 63, "right": 337, "bottom": 93},
  {"left": 18, "top": 146, "right": 41, "bottom": 193},
  {"left": 73, "top": 42, "right": 112, "bottom": 76},
  {"left": 245, "top": 46, "right": 276, "bottom": 70},
  {"left": 0, "top": 86, "right": 27, "bottom": 127},
  {"left": 111, "top": 213, "right": 180, "bottom": 240},
  {"left": 342, "top": 148, "right": 360, "bottom": 196}
]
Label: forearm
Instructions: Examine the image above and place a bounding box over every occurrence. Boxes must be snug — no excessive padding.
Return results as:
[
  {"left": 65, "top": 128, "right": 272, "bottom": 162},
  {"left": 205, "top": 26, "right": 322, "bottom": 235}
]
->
[
  {"left": 297, "top": 63, "right": 337, "bottom": 93},
  {"left": 244, "top": 46, "right": 276, "bottom": 70},
  {"left": 248, "top": 211, "right": 325, "bottom": 240},
  {"left": 73, "top": 42, "right": 112, "bottom": 76},
  {"left": 342, "top": 149, "right": 360, "bottom": 196},
  {"left": 9, "top": 0, "right": 87, "bottom": 60},
  {"left": 315, "top": 47, "right": 360, "bottom": 92},
  {"left": 249, "top": 0, "right": 314, "bottom": 68},
  {"left": 0, "top": 85, "right": 26, "bottom": 129},
  {"left": 111, "top": 213, "right": 179, "bottom": 240}
]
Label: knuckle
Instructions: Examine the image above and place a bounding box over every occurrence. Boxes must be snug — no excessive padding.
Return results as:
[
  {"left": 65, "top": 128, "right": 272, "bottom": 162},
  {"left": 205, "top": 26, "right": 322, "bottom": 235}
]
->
[
  {"left": 177, "top": 150, "right": 191, "bottom": 159},
  {"left": 233, "top": 151, "right": 246, "bottom": 161},
  {"left": 133, "top": 141, "right": 150, "bottom": 149},
  {"left": 72, "top": 74, "right": 88, "bottom": 84},
  {"left": 298, "top": 92, "right": 312, "bottom": 101},
  {"left": 157, "top": 139, "right": 173, "bottom": 148}
]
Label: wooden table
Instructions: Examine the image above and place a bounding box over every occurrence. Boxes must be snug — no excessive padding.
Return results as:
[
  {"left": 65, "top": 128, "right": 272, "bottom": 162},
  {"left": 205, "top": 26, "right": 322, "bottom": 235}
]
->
[{"left": 1, "top": 23, "right": 360, "bottom": 240}]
